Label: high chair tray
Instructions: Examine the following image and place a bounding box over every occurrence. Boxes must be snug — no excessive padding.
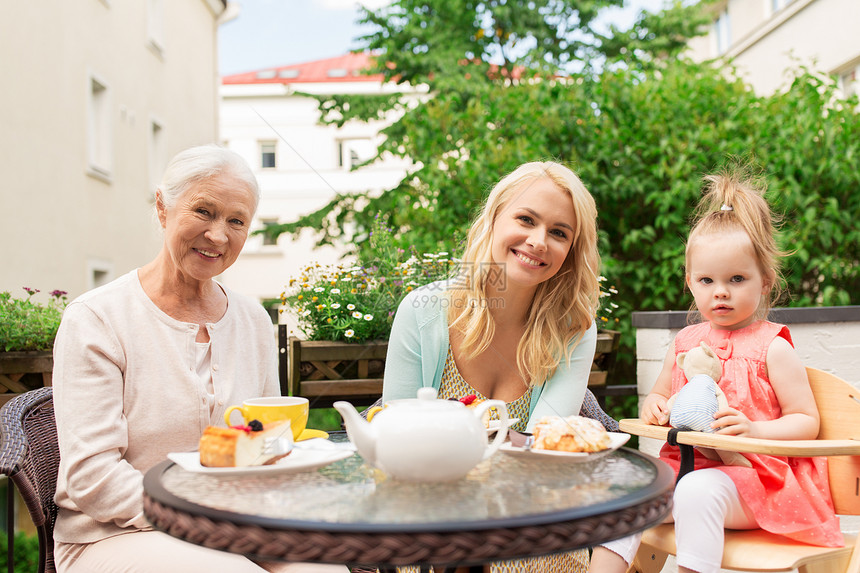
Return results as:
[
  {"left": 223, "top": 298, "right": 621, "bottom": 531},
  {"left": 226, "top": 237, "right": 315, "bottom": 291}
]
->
[{"left": 619, "top": 419, "right": 860, "bottom": 457}]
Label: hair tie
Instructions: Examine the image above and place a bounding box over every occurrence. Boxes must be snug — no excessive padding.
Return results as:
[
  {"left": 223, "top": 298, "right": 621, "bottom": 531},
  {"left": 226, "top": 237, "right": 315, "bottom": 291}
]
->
[{"left": 720, "top": 204, "right": 733, "bottom": 211}]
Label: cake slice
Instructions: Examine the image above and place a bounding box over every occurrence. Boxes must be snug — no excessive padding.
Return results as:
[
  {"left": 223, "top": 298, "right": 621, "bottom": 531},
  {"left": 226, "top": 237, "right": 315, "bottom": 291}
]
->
[{"left": 199, "top": 420, "right": 292, "bottom": 467}]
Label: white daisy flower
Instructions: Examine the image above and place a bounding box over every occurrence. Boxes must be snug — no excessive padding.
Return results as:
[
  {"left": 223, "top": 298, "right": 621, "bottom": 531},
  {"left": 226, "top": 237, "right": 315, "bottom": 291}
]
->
[
  {"left": 363, "top": 314, "right": 373, "bottom": 321},
  {"left": 331, "top": 303, "right": 341, "bottom": 309},
  {"left": 352, "top": 311, "right": 363, "bottom": 319},
  {"left": 345, "top": 329, "right": 355, "bottom": 338},
  {"left": 347, "top": 304, "right": 356, "bottom": 310}
]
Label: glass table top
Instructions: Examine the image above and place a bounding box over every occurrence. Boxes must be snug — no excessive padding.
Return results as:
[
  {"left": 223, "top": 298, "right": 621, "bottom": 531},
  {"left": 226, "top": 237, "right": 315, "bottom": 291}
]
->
[{"left": 154, "top": 442, "right": 666, "bottom": 531}]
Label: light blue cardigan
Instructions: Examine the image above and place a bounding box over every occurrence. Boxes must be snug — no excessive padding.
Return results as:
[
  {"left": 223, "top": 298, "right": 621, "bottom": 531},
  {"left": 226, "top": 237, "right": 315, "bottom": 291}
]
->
[{"left": 382, "top": 282, "right": 597, "bottom": 432}]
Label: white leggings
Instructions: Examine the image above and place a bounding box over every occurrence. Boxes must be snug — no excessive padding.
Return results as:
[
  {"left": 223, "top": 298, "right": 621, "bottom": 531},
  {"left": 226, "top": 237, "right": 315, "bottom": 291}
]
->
[
  {"left": 601, "top": 469, "right": 758, "bottom": 573},
  {"left": 56, "top": 530, "right": 349, "bottom": 573}
]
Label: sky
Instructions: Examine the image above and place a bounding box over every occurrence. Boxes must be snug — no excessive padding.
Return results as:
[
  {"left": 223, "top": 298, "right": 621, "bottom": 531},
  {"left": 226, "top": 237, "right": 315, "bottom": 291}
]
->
[{"left": 218, "top": 0, "right": 668, "bottom": 76}]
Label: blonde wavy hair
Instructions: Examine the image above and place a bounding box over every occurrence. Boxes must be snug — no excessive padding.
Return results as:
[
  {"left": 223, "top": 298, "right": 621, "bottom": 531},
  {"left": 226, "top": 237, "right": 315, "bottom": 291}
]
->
[
  {"left": 686, "top": 168, "right": 786, "bottom": 320},
  {"left": 447, "top": 161, "right": 601, "bottom": 387}
]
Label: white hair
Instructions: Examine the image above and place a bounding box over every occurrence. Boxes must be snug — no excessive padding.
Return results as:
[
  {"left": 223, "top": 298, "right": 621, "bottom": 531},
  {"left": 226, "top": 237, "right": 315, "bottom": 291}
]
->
[{"left": 157, "top": 144, "right": 260, "bottom": 214}]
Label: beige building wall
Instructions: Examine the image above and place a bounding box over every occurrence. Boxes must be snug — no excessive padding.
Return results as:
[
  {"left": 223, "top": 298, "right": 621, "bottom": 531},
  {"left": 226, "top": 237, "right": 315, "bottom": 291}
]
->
[
  {"left": 687, "top": 0, "right": 860, "bottom": 95},
  {"left": 0, "top": 1, "right": 225, "bottom": 300}
]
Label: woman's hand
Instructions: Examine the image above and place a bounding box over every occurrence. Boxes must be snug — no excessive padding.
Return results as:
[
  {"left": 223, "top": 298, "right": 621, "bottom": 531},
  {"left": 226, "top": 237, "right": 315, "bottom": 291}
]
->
[
  {"left": 641, "top": 393, "right": 670, "bottom": 425},
  {"left": 712, "top": 407, "right": 755, "bottom": 437}
]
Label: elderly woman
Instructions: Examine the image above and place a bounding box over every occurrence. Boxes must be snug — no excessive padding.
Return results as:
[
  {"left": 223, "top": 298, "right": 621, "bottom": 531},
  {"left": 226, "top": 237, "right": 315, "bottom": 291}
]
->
[{"left": 52, "top": 145, "right": 346, "bottom": 573}]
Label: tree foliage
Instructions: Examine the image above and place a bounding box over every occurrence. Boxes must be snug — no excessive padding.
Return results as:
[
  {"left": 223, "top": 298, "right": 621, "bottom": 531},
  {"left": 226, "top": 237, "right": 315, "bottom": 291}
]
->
[
  {"left": 357, "top": 0, "right": 621, "bottom": 87},
  {"left": 597, "top": 1, "right": 716, "bottom": 68},
  {"left": 275, "top": 59, "right": 860, "bottom": 308},
  {"left": 266, "top": 1, "right": 860, "bottom": 382}
]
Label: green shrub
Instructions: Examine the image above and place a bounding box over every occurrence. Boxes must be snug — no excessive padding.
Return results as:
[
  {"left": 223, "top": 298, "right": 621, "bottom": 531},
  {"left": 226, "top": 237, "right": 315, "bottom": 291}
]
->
[
  {"left": 0, "top": 531, "right": 41, "bottom": 571},
  {"left": 309, "top": 408, "right": 346, "bottom": 432},
  {"left": 0, "top": 288, "right": 68, "bottom": 352}
]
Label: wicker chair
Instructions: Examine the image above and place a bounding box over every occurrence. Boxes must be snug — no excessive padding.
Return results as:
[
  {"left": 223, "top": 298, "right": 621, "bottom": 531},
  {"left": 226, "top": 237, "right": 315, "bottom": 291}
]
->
[{"left": 0, "top": 386, "right": 58, "bottom": 573}]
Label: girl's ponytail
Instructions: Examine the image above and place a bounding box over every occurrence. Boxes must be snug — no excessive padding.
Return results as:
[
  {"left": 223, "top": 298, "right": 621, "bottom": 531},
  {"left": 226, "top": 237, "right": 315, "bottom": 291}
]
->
[{"left": 687, "top": 165, "right": 787, "bottom": 317}]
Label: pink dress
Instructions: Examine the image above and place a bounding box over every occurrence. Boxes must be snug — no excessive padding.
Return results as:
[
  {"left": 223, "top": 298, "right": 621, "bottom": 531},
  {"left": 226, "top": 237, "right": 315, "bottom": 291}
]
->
[{"left": 659, "top": 321, "right": 843, "bottom": 547}]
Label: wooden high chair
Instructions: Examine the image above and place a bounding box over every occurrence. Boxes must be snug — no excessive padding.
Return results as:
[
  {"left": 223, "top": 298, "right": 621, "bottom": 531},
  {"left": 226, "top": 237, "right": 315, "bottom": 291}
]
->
[{"left": 619, "top": 367, "right": 860, "bottom": 573}]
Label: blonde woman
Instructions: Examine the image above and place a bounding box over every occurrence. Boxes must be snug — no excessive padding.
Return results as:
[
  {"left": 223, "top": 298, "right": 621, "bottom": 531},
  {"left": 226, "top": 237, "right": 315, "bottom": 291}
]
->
[{"left": 383, "top": 161, "right": 602, "bottom": 573}]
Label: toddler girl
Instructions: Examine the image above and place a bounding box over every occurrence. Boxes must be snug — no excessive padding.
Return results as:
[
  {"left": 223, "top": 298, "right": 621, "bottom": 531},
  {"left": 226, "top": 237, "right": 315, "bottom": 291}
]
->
[{"left": 590, "top": 170, "right": 843, "bottom": 573}]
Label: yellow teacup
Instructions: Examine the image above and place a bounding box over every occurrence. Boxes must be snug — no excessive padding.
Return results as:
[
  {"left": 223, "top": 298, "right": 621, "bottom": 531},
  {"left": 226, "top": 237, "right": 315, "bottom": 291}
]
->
[{"left": 224, "top": 396, "right": 309, "bottom": 441}]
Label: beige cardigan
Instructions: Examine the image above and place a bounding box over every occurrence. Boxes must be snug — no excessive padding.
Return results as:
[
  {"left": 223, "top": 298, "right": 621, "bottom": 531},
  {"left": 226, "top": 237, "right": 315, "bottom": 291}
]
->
[{"left": 52, "top": 270, "right": 280, "bottom": 544}]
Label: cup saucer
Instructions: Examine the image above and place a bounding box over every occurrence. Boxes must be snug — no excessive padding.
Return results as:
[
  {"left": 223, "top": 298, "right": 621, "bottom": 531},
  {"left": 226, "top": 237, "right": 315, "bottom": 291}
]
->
[{"left": 297, "top": 428, "right": 329, "bottom": 441}]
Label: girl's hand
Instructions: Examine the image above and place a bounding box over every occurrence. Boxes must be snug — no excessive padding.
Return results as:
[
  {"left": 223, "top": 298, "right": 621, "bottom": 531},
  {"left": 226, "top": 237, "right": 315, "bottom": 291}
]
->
[
  {"left": 712, "top": 407, "right": 756, "bottom": 437},
  {"left": 640, "top": 344, "right": 676, "bottom": 426},
  {"left": 641, "top": 393, "right": 670, "bottom": 425}
]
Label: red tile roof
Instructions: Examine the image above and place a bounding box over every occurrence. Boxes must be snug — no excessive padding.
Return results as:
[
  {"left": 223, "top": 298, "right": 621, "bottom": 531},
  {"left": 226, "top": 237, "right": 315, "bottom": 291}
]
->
[{"left": 222, "top": 52, "right": 383, "bottom": 85}]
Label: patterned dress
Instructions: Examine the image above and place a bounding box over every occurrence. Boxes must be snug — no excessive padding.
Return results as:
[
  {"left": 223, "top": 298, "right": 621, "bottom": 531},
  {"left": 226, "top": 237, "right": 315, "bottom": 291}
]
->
[
  {"left": 660, "top": 321, "right": 843, "bottom": 547},
  {"left": 397, "top": 346, "right": 591, "bottom": 573}
]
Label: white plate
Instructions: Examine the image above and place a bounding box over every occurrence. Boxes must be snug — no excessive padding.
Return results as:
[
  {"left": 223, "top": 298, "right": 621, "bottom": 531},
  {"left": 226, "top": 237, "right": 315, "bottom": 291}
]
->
[
  {"left": 499, "top": 432, "right": 630, "bottom": 462},
  {"left": 487, "top": 418, "right": 520, "bottom": 435},
  {"left": 167, "top": 445, "right": 353, "bottom": 476}
]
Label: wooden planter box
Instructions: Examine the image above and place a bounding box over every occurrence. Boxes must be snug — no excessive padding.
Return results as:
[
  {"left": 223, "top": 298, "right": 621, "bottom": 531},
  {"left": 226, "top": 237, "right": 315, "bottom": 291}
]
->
[
  {"left": 0, "top": 351, "right": 53, "bottom": 406},
  {"left": 279, "top": 325, "right": 626, "bottom": 408},
  {"left": 588, "top": 329, "right": 630, "bottom": 407},
  {"left": 279, "top": 327, "right": 386, "bottom": 408}
]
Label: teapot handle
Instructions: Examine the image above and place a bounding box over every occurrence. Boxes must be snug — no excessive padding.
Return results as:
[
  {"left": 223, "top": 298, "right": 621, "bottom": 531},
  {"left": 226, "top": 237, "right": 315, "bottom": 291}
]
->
[{"left": 475, "top": 399, "right": 508, "bottom": 460}]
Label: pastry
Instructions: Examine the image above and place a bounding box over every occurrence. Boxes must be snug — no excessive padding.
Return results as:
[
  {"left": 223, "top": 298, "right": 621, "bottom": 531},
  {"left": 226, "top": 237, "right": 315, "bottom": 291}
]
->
[
  {"left": 532, "top": 415, "right": 611, "bottom": 453},
  {"left": 199, "top": 420, "right": 292, "bottom": 467}
]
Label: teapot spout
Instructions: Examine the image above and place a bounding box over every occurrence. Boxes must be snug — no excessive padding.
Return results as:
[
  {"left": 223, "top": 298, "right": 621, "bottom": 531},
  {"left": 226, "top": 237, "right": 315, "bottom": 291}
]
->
[{"left": 333, "top": 401, "right": 376, "bottom": 464}]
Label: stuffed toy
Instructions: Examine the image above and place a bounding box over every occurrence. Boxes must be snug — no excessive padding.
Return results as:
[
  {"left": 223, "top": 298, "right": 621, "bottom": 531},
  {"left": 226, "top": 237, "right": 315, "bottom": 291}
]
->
[{"left": 663, "top": 341, "right": 751, "bottom": 468}]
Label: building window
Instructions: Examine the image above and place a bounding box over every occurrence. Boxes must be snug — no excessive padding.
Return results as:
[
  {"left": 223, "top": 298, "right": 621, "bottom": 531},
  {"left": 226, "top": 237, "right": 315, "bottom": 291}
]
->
[
  {"left": 261, "top": 142, "right": 276, "bottom": 169},
  {"left": 87, "top": 74, "right": 112, "bottom": 179},
  {"left": 147, "top": 0, "right": 164, "bottom": 53},
  {"left": 88, "top": 260, "right": 113, "bottom": 290},
  {"left": 771, "top": 0, "right": 796, "bottom": 13},
  {"left": 149, "top": 118, "right": 166, "bottom": 193},
  {"left": 337, "top": 138, "right": 376, "bottom": 169},
  {"left": 840, "top": 65, "right": 859, "bottom": 99},
  {"left": 714, "top": 8, "right": 731, "bottom": 56},
  {"left": 259, "top": 218, "right": 279, "bottom": 246}
]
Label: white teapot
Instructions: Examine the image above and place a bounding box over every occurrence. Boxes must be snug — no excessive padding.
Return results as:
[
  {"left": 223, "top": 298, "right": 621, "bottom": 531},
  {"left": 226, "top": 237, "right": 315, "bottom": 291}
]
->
[{"left": 334, "top": 388, "right": 508, "bottom": 482}]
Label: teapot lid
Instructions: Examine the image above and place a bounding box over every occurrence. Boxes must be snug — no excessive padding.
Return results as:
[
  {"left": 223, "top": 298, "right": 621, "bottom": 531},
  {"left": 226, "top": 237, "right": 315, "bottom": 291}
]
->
[{"left": 417, "top": 387, "right": 438, "bottom": 401}]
